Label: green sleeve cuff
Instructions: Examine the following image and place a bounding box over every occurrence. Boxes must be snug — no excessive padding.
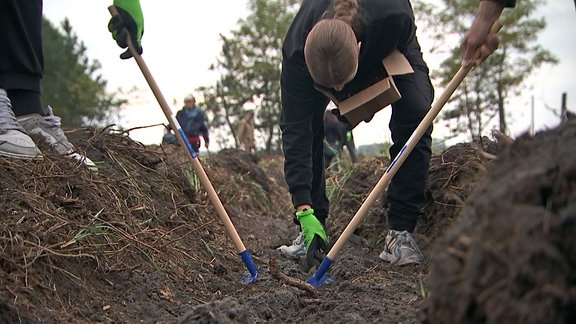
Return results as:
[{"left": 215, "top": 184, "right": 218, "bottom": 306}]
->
[{"left": 296, "top": 208, "right": 314, "bottom": 219}]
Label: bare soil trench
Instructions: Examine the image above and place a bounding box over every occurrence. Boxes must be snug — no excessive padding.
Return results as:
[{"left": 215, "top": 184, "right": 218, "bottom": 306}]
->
[{"left": 1, "top": 120, "right": 575, "bottom": 323}]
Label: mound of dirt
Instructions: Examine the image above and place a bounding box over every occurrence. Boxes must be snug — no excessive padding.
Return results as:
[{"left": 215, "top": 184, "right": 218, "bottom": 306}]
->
[
  {"left": 1, "top": 121, "right": 574, "bottom": 323},
  {"left": 421, "top": 120, "right": 576, "bottom": 323}
]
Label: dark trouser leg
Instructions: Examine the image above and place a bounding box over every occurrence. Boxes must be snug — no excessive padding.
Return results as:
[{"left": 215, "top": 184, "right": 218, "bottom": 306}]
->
[
  {"left": 0, "top": 0, "right": 44, "bottom": 116},
  {"left": 6, "top": 90, "right": 42, "bottom": 116},
  {"left": 387, "top": 37, "right": 434, "bottom": 233},
  {"left": 311, "top": 107, "right": 329, "bottom": 226},
  {"left": 346, "top": 134, "right": 358, "bottom": 163}
]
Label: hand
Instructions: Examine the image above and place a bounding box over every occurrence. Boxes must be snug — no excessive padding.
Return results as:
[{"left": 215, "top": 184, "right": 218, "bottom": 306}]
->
[
  {"left": 346, "top": 131, "right": 352, "bottom": 142},
  {"left": 108, "top": 0, "right": 144, "bottom": 59},
  {"left": 296, "top": 208, "right": 328, "bottom": 270},
  {"left": 461, "top": 1, "right": 504, "bottom": 67}
]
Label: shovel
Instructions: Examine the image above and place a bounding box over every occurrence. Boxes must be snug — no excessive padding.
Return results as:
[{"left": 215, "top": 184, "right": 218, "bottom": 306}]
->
[
  {"left": 108, "top": 6, "right": 258, "bottom": 283},
  {"left": 307, "top": 21, "right": 503, "bottom": 287}
]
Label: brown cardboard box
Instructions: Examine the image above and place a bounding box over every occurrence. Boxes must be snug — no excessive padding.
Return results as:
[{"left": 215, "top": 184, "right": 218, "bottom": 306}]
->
[{"left": 317, "top": 50, "right": 414, "bottom": 128}]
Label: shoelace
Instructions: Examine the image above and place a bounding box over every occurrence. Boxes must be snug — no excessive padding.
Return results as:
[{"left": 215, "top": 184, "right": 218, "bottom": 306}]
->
[
  {"left": 397, "top": 231, "right": 422, "bottom": 254},
  {"left": 0, "top": 98, "right": 26, "bottom": 132},
  {"left": 42, "top": 107, "right": 74, "bottom": 151},
  {"left": 44, "top": 105, "right": 64, "bottom": 129},
  {"left": 43, "top": 115, "right": 65, "bottom": 134}
]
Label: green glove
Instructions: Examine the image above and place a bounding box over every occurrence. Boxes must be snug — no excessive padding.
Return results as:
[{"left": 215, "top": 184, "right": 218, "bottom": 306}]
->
[
  {"left": 296, "top": 208, "right": 328, "bottom": 269},
  {"left": 108, "top": 0, "right": 144, "bottom": 59}
]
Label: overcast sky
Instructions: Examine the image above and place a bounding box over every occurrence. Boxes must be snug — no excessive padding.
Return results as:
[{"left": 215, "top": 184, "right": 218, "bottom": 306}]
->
[{"left": 43, "top": 0, "right": 575, "bottom": 148}]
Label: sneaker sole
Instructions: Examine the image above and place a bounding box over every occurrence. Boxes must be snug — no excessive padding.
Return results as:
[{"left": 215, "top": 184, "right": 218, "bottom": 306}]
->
[
  {"left": 379, "top": 252, "right": 422, "bottom": 266},
  {"left": 0, "top": 148, "right": 43, "bottom": 161}
]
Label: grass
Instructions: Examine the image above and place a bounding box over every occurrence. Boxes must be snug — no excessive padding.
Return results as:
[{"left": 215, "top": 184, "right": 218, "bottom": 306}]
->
[
  {"left": 186, "top": 167, "right": 202, "bottom": 191},
  {"left": 326, "top": 163, "right": 355, "bottom": 206},
  {"left": 60, "top": 209, "right": 111, "bottom": 248}
]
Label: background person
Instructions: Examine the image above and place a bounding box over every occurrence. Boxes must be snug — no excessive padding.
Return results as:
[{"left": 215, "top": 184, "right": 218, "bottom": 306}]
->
[
  {"left": 323, "top": 109, "right": 347, "bottom": 172},
  {"left": 343, "top": 129, "right": 358, "bottom": 163},
  {"left": 235, "top": 109, "right": 256, "bottom": 153},
  {"left": 169, "top": 94, "right": 210, "bottom": 153}
]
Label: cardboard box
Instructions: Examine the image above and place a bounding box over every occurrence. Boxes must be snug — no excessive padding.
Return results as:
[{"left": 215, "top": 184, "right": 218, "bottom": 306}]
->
[{"left": 316, "top": 50, "right": 414, "bottom": 128}]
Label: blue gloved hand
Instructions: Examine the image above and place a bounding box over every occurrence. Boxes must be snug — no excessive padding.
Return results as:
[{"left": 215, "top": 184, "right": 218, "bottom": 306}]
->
[
  {"left": 296, "top": 208, "right": 328, "bottom": 270},
  {"left": 108, "top": 0, "right": 144, "bottom": 59}
]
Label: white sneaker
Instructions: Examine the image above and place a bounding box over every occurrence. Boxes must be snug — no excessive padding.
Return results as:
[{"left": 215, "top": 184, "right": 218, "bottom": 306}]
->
[
  {"left": 0, "top": 89, "right": 42, "bottom": 160},
  {"left": 17, "top": 106, "right": 97, "bottom": 171},
  {"left": 277, "top": 232, "right": 305, "bottom": 259},
  {"left": 379, "top": 230, "right": 424, "bottom": 266}
]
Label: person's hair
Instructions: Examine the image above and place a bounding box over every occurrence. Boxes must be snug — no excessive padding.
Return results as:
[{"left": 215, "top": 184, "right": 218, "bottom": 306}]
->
[
  {"left": 184, "top": 94, "right": 195, "bottom": 102},
  {"left": 304, "top": 0, "right": 360, "bottom": 88}
]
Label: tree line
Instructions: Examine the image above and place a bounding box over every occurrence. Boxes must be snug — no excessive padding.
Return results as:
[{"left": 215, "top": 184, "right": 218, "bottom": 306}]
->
[{"left": 42, "top": 0, "right": 556, "bottom": 151}]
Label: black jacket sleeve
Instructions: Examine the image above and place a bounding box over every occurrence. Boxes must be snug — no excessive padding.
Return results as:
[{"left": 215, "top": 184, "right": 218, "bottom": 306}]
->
[
  {"left": 280, "top": 53, "right": 329, "bottom": 207},
  {"left": 483, "top": 0, "right": 516, "bottom": 8}
]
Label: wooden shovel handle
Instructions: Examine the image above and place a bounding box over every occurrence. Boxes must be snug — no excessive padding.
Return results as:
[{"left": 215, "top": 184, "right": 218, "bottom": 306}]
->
[
  {"left": 327, "top": 20, "right": 503, "bottom": 260},
  {"left": 107, "top": 5, "right": 248, "bottom": 253}
]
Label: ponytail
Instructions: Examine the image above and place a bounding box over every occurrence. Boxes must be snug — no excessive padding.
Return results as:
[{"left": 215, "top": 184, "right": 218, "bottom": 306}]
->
[{"left": 332, "top": 0, "right": 359, "bottom": 32}]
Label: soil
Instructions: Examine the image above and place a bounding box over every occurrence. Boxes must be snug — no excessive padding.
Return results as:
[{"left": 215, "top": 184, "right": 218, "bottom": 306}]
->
[{"left": 1, "top": 121, "right": 574, "bottom": 324}]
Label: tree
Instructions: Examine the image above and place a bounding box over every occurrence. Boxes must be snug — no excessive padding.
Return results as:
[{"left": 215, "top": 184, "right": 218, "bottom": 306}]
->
[
  {"left": 41, "top": 17, "right": 126, "bottom": 127},
  {"left": 198, "top": 0, "right": 299, "bottom": 153},
  {"left": 413, "top": 0, "right": 557, "bottom": 140}
]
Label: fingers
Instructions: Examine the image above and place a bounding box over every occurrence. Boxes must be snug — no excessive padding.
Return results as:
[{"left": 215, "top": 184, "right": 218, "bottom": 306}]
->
[
  {"left": 462, "top": 34, "right": 484, "bottom": 67},
  {"left": 482, "top": 32, "right": 500, "bottom": 59},
  {"left": 462, "top": 28, "right": 500, "bottom": 67},
  {"left": 109, "top": 17, "right": 127, "bottom": 48},
  {"left": 119, "top": 42, "right": 142, "bottom": 59},
  {"left": 461, "top": 18, "right": 492, "bottom": 67},
  {"left": 109, "top": 7, "right": 143, "bottom": 59},
  {"left": 119, "top": 49, "right": 133, "bottom": 60},
  {"left": 305, "top": 235, "right": 327, "bottom": 270},
  {"left": 462, "top": 0, "right": 504, "bottom": 66},
  {"left": 461, "top": 36, "right": 474, "bottom": 67},
  {"left": 363, "top": 113, "right": 374, "bottom": 123}
]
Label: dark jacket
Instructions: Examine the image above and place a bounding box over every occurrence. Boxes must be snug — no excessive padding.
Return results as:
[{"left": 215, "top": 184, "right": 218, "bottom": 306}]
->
[
  {"left": 280, "top": 0, "right": 416, "bottom": 207},
  {"left": 175, "top": 105, "right": 209, "bottom": 143}
]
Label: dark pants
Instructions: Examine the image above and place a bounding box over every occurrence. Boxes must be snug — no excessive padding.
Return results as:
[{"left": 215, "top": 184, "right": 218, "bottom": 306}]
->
[
  {"left": 0, "top": 0, "right": 44, "bottom": 115},
  {"left": 387, "top": 36, "right": 434, "bottom": 232},
  {"left": 344, "top": 133, "right": 358, "bottom": 163}
]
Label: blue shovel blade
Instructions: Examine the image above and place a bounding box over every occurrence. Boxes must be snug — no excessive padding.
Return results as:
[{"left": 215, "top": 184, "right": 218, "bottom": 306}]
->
[
  {"left": 239, "top": 250, "right": 258, "bottom": 284},
  {"left": 306, "top": 257, "right": 334, "bottom": 287}
]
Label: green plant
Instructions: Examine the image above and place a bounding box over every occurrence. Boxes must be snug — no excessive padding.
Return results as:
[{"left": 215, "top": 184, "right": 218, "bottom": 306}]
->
[
  {"left": 61, "top": 209, "right": 113, "bottom": 248},
  {"left": 326, "top": 166, "right": 354, "bottom": 206},
  {"left": 185, "top": 167, "right": 202, "bottom": 191}
]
